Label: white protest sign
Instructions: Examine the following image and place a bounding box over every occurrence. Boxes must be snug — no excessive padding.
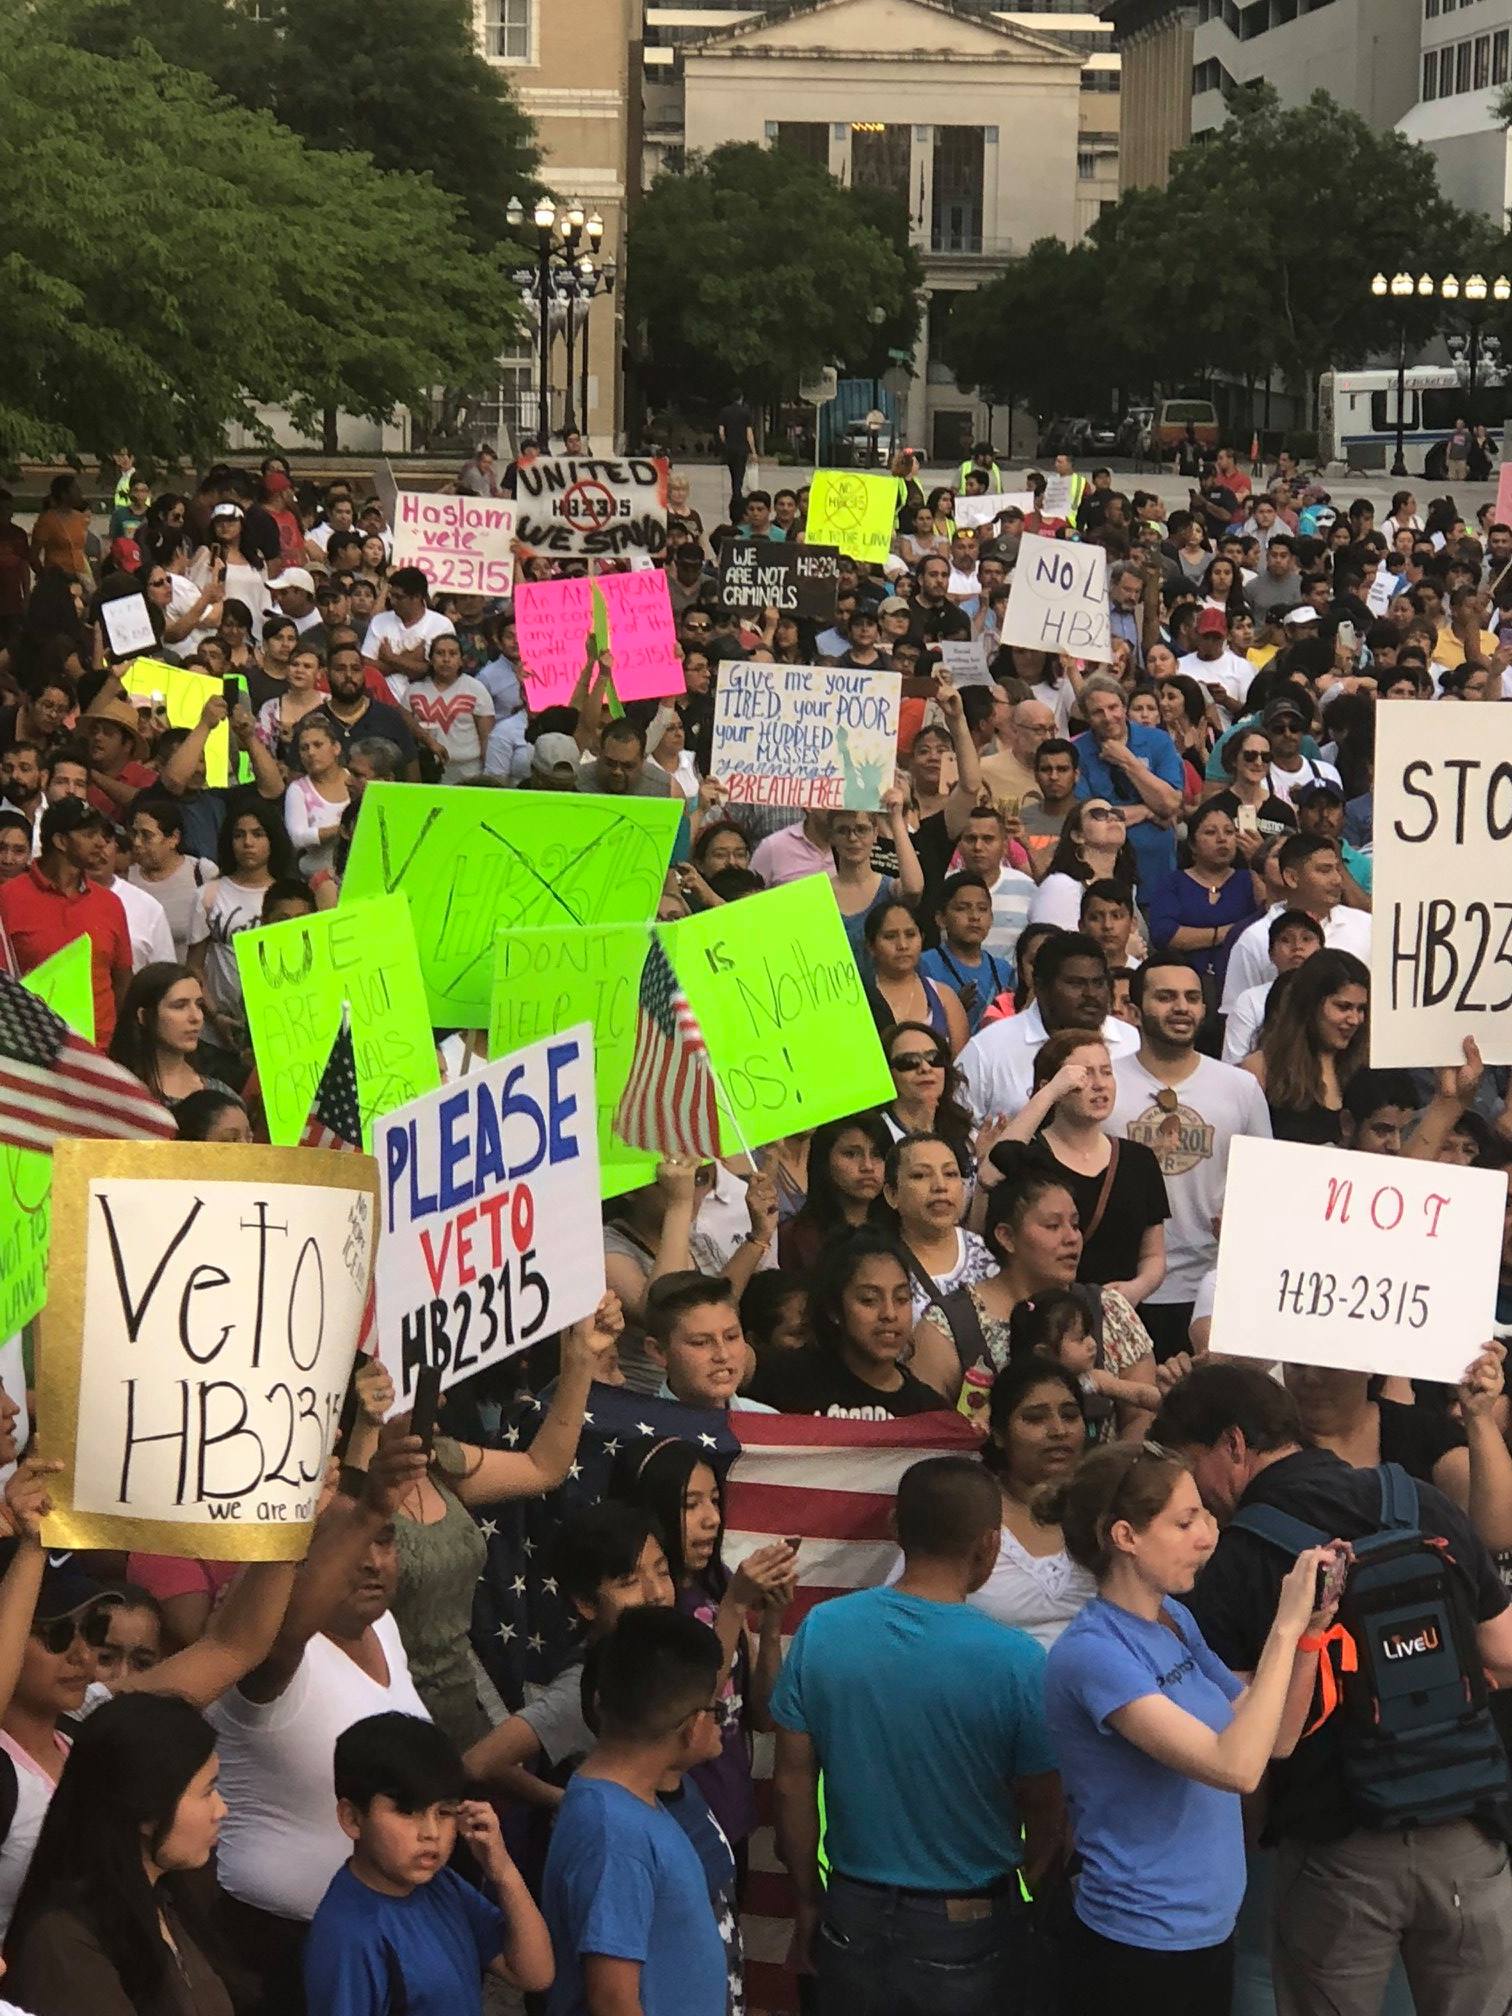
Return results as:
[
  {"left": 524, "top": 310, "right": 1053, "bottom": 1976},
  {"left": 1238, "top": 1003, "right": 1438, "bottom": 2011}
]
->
[
  {"left": 1371, "top": 702, "right": 1512, "bottom": 1066},
  {"left": 1000, "top": 533, "right": 1111, "bottom": 662},
  {"left": 512, "top": 456, "right": 668, "bottom": 559},
  {"left": 38, "top": 1142, "right": 376, "bottom": 1560},
  {"left": 935, "top": 638, "right": 994, "bottom": 688},
  {"left": 392, "top": 491, "right": 515, "bottom": 598},
  {"left": 373, "top": 1024, "right": 604, "bottom": 1411},
  {"left": 1039, "top": 474, "right": 1074, "bottom": 519},
  {"left": 1211, "top": 1137, "right": 1506, "bottom": 1380},
  {"left": 100, "top": 593, "right": 156, "bottom": 660},
  {"left": 954, "top": 491, "right": 1034, "bottom": 530},
  {"left": 711, "top": 662, "right": 900, "bottom": 810}
]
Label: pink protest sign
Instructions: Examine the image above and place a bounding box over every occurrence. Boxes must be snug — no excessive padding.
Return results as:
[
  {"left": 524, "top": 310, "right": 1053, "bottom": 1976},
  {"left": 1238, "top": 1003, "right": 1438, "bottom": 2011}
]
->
[
  {"left": 391, "top": 491, "right": 515, "bottom": 597},
  {"left": 1497, "top": 462, "right": 1512, "bottom": 536},
  {"left": 515, "top": 577, "right": 595, "bottom": 709},
  {"left": 596, "top": 569, "right": 684, "bottom": 701}
]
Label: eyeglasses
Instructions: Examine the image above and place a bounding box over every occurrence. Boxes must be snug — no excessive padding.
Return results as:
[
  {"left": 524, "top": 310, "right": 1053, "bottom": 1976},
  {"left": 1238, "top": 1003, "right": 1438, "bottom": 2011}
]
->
[
  {"left": 890, "top": 1050, "right": 944, "bottom": 1073},
  {"left": 31, "top": 1605, "right": 117, "bottom": 1656},
  {"left": 1083, "top": 807, "right": 1126, "bottom": 823}
]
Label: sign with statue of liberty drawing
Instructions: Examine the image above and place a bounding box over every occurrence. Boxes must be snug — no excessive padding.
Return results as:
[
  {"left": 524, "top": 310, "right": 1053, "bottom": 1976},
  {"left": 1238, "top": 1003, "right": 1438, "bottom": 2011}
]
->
[{"left": 710, "top": 662, "right": 901, "bottom": 810}]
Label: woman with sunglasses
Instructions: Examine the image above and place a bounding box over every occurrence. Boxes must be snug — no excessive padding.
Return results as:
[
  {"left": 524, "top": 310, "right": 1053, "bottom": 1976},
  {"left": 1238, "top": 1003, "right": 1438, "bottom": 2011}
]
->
[
  {"left": 1028, "top": 799, "right": 1140, "bottom": 932},
  {"left": 1209, "top": 727, "right": 1296, "bottom": 850},
  {"left": 880, "top": 1020, "right": 978, "bottom": 1175}
]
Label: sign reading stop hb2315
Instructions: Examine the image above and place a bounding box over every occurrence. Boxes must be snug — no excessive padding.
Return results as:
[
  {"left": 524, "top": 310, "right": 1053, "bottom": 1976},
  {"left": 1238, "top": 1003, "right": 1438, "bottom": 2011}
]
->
[{"left": 513, "top": 456, "right": 668, "bottom": 558}]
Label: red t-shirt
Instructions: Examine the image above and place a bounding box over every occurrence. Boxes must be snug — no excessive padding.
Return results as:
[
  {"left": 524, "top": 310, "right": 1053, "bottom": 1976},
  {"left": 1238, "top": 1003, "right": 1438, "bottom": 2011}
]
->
[
  {"left": 0, "top": 865, "right": 131, "bottom": 1044},
  {"left": 86, "top": 760, "right": 158, "bottom": 820}
]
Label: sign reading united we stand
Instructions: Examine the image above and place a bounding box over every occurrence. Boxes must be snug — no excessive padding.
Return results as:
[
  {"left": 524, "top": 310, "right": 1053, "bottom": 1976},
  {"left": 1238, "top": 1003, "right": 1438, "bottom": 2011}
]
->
[{"left": 392, "top": 491, "right": 516, "bottom": 598}]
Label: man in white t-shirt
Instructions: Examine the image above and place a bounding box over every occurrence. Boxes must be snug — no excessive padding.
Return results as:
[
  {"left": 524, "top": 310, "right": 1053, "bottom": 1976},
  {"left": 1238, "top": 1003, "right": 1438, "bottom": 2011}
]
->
[
  {"left": 1178, "top": 607, "right": 1250, "bottom": 713},
  {"left": 361, "top": 566, "right": 457, "bottom": 686},
  {"left": 954, "top": 804, "right": 1035, "bottom": 964},
  {"left": 209, "top": 1437, "right": 430, "bottom": 2009},
  {"left": 1220, "top": 834, "right": 1370, "bottom": 1012},
  {"left": 1109, "top": 956, "right": 1272, "bottom": 1360},
  {"left": 1261, "top": 696, "right": 1340, "bottom": 807},
  {"left": 959, "top": 931, "right": 1137, "bottom": 1120}
]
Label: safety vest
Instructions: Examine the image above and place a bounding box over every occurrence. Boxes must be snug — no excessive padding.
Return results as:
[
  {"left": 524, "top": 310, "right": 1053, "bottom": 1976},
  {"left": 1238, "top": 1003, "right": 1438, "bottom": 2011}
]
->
[{"left": 958, "top": 460, "right": 1002, "bottom": 490}]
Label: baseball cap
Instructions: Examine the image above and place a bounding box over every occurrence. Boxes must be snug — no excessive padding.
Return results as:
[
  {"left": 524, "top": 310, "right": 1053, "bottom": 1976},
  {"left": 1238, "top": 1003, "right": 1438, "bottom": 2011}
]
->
[
  {"left": 209, "top": 502, "right": 244, "bottom": 522},
  {"left": 878, "top": 596, "right": 910, "bottom": 616},
  {"left": 109, "top": 536, "right": 141, "bottom": 572},
  {"left": 1263, "top": 697, "right": 1307, "bottom": 728},
  {"left": 1195, "top": 608, "right": 1228, "bottom": 637},
  {"left": 0, "top": 1542, "right": 108, "bottom": 1622},
  {"left": 273, "top": 568, "right": 317, "bottom": 597},
  {"left": 531, "top": 733, "right": 581, "bottom": 780},
  {"left": 1283, "top": 606, "right": 1319, "bottom": 626},
  {"left": 1295, "top": 781, "right": 1345, "bottom": 810},
  {"left": 263, "top": 470, "right": 293, "bottom": 495},
  {"left": 41, "top": 798, "right": 109, "bottom": 846}
]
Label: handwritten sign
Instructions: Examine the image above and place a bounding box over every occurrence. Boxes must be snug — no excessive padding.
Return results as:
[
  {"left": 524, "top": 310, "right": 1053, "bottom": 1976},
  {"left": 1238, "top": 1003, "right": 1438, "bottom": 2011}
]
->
[
  {"left": 718, "top": 542, "right": 840, "bottom": 624},
  {"left": 934, "top": 638, "right": 993, "bottom": 688},
  {"left": 513, "top": 457, "right": 668, "bottom": 559},
  {"left": 341, "top": 785, "right": 682, "bottom": 1029},
  {"left": 37, "top": 1142, "right": 376, "bottom": 1559},
  {"left": 1039, "top": 473, "right": 1074, "bottom": 520},
  {"left": 373, "top": 1027, "right": 604, "bottom": 1409},
  {"left": 1371, "top": 702, "right": 1512, "bottom": 1066},
  {"left": 711, "top": 662, "right": 899, "bottom": 810},
  {"left": 130, "top": 661, "right": 248, "bottom": 787},
  {"left": 236, "top": 895, "right": 439, "bottom": 1147},
  {"left": 0, "top": 944, "right": 98, "bottom": 1342},
  {"left": 593, "top": 570, "right": 684, "bottom": 702},
  {"left": 515, "top": 577, "right": 594, "bottom": 710},
  {"left": 391, "top": 491, "right": 515, "bottom": 598},
  {"left": 804, "top": 472, "right": 899, "bottom": 566},
  {"left": 954, "top": 492, "right": 1035, "bottom": 531},
  {"left": 1000, "top": 533, "right": 1111, "bottom": 662},
  {"left": 669, "top": 876, "right": 894, "bottom": 1152},
  {"left": 1211, "top": 1137, "right": 1506, "bottom": 1380},
  {"left": 100, "top": 593, "right": 155, "bottom": 661},
  {"left": 490, "top": 925, "right": 659, "bottom": 1201}
]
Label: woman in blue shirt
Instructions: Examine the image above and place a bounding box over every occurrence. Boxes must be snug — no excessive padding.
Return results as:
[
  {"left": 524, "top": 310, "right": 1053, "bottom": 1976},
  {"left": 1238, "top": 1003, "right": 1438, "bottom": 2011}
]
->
[
  {"left": 1145, "top": 801, "right": 1263, "bottom": 989},
  {"left": 1041, "top": 1441, "right": 1335, "bottom": 2015}
]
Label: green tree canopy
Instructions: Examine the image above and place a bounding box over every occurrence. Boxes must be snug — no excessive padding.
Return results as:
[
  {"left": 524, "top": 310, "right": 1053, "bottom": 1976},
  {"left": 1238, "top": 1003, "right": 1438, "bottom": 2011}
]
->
[
  {"left": 0, "top": 4, "right": 508, "bottom": 463},
  {"left": 628, "top": 143, "right": 921, "bottom": 412},
  {"left": 60, "top": 0, "right": 538, "bottom": 252}
]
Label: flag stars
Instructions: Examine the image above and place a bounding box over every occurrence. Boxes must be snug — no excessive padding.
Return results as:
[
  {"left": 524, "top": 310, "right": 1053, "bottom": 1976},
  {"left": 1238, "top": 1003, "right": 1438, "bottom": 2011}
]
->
[
  {"left": 495, "top": 1622, "right": 516, "bottom": 1644},
  {"left": 511, "top": 1575, "right": 527, "bottom": 1596},
  {"left": 698, "top": 1434, "right": 718, "bottom": 1450},
  {"left": 479, "top": 1519, "right": 499, "bottom": 1541}
]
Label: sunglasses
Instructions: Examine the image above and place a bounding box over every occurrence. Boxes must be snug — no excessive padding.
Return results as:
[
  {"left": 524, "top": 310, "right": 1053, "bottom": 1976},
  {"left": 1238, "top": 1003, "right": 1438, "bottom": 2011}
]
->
[
  {"left": 890, "top": 1050, "right": 944, "bottom": 1073},
  {"left": 1083, "top": 806, "right": 1126, "bottom": 823},
  {"left": 32, "top": 1604, "right": 117, "bottom": 1656}
]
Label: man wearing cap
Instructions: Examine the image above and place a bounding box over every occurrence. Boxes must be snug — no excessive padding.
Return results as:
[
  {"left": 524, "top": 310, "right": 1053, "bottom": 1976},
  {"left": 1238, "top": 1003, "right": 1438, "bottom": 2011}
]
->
[
  {"left": 1177, "top": 607, "right": 1250, "bottom": 713},
  {"left": 1295, "top": 779, "right": 1372, "bottom": 902},
  {"left": 80, "top": 698, "right": 158, "bottom": 818},
  {"left": 272, "top": 567, "right": 323, "bottom": 643},
  {"left": 1246, "top": 533, "right": 1302, "bottom": 620},
  {"left": 1261, "top": 694, "right": 1340, "bottom": 808},
  {"left": 667, "top": 542, "right": 713, "bottom": 619},
  {"left": 0, "top": 799, "right": 131, "bottom": 1041},
  {"left": 520, "top": 732, "right": 583, "bottom": 792}
]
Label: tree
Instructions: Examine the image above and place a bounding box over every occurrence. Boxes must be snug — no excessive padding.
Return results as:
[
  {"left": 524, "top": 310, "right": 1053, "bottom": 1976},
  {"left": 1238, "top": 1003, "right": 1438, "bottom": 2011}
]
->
[
  {"left": 628, "top": 144, "right": 920, "bottom": 414},
  {"left": 943, "top": 238, "right": 1114, "bottom": 416},
  {"left": 0, "top": 6, "right": 507, "bottom": 463},
  {"left": 61, "top": 0, "right": 538, "bottom": 253}
]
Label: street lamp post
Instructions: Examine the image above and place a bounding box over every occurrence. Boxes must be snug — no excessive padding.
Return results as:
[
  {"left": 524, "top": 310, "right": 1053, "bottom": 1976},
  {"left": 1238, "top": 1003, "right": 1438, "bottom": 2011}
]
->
[
  {"left": 506, "top": 195, "right": 600, "bottom": 446},
  {"left": 1371, "top": 270, "right": 1510, "bottom": 476},
  {"left": 560, "top": 212, "right": 604, "bottom": 437},
  {"left": 1371, "top": 271, "right": 1417, "bottom": 477}
]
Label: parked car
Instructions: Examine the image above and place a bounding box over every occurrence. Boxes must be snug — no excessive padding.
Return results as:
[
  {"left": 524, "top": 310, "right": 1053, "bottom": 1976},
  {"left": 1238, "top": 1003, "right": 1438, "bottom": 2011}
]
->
[
  {"left": 1155, "top": 398, "right": 1220, "bottom": 454},
  {"left": 1072, "top": 417, "right": 1120, "bottom": 455}
]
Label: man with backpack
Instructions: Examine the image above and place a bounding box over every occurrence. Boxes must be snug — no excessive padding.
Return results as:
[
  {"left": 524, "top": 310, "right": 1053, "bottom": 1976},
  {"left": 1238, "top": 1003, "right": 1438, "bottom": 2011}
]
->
[{"left": 1155, "top": 1363, "right": 1512, "bottom": 2016}]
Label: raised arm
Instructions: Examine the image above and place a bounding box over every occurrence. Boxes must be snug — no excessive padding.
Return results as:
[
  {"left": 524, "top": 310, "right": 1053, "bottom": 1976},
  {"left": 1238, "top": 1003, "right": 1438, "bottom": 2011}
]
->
[
  {"left": 452, "top": 1294, "right": 624, "bottom": 1505},
  {"left": 934, "top": 675, "right": 982, "bottom": 840}
]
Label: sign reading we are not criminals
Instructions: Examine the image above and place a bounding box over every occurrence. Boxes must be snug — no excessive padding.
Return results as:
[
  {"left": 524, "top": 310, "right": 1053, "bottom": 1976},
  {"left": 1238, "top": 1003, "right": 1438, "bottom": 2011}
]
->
[{"left": 1372, "top": 703, "right": 1512, "bottom": 1066}]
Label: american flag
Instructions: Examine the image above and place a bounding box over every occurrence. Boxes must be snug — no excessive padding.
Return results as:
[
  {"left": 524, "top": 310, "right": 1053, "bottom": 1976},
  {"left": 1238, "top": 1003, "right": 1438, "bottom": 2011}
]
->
[
  {"left": 471, "top": 1382, "right": 980, "bottom": 2015},
  {"left": 613, "top": 937, "right": 721, "bottom": 1160},
  {"left": 298, "top": 1007, "right": 375, "bottom": 1351},
  {"left": 0, "top": 969, "right": 177, "bottom": 1154}
]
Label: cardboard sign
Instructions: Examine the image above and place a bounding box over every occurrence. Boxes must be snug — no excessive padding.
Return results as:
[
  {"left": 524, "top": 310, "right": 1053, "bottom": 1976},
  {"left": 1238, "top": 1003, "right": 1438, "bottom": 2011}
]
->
[
  {"left": 0, "top": 944, "right": 98, "bottom": 1342},
  {"left": 37, "top": 1141, "right": 377, "bottom": 1559},
  {"left": 669, "top": 877, "right": 894, "bottom": 1152},
  {"left": 515, "top": 577, "right": 594, "bottom": 711},
  {"left": 341, "top": 785, "right": 682, "bottom": 1030},
  {"left": 718, "top": 542, "right": 840, "bottom": 624},
  {"left": 1371, "top": 702, "right": 1512, "bottom": 1066},
  {"left": 100, "top": 593, "right": 155, "bottom": 661},
  {"left": 711, "top": 662, "right": 900, "bottom": 810},
  {"left": 391, "top": 491, "right": 515, "bottom": 598},
  {"left": 804, "top": 472, "right": 899, "bottom": 566},
  {"left": 954, "top": 492, "right": 1035, "bottom": 530},
  {"left": 512, "top": 457, "right": 668, "bottom": 559},
  {"left": 490, "top": 925, "right": 659, "bottom": 1201},
  {"left": 373, "top": 1026, "right": 605, "bottom": 1408},
  {"left": 1000, "top": 533, "right": 1111, "bottom": 662},
  {"left": 1211, "top": 1137, "right": 1506, "bottom": 1381},
  {"left": 593, "top": 570, "right": 684, "bottom": 702},
  {"left": 236, "top": 895, "right": 439, "bottom": 1147}
]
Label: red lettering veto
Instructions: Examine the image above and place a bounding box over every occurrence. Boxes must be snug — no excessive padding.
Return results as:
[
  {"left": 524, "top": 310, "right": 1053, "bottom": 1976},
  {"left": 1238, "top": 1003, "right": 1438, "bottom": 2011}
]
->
[{"left": 419, "top": 1220, "right": 452, "bottom": 1294}]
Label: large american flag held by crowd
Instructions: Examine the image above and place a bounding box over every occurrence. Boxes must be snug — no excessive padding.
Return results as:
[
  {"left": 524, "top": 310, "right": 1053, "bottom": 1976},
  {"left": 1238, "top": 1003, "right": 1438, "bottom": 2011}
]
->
[
  {"left": 473, "top": 1381, "right": 981, "bottom": 2014},
  {"left": 0, "top": 969, "right": 177, "bottom": 1153}
]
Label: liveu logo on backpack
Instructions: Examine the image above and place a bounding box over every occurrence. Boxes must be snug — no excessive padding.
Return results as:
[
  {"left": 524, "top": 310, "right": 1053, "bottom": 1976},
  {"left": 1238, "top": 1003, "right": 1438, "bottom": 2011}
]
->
[{"left": 1233, "top": 1463, "right": 1510, "bottom": 1830}]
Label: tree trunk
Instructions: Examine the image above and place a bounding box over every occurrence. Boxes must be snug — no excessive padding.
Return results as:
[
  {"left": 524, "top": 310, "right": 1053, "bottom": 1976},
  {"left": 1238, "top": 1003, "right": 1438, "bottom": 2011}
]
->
[{"left": 322, "top": 404, "right": 338, "bottom": 455}]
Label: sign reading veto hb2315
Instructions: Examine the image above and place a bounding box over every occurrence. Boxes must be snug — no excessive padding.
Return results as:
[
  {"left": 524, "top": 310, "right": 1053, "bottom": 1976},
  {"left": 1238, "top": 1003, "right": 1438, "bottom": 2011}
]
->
[
  {"left": 1371, "top": 702, "right": 1512, "bottom": 1066},
  {"left": 1000, "top": 533, "right": 1111, "bottom": 662},
  {"left": 341, "top": 785, "right": 682, "bottom": 1030}
]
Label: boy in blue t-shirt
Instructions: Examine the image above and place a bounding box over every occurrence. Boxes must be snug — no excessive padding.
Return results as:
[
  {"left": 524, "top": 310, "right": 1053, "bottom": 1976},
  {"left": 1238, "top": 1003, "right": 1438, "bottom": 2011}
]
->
[
  {"left": 303, "top": 1711, "right": 554, "bottom": 2016},
  {"left": 543, "top": 1608, "right": 730, "bottom": 2016}
]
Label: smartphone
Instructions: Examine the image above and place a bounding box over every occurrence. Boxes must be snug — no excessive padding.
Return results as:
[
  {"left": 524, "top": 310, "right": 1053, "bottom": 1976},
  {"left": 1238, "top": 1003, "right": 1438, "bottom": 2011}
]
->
[
  {"left": 901, "top": 675, "right": 940, "bottom": 700},
  {"left": 1316, "top": 1549, "right": 1349, "bottom": 1612},
  {"left": 222, "top": 675, "right": 240, "bottom": 715},
  {"left": 1336, "top": 620, "right": 1358, "bottom": 652},
  {"left": 1235, "top": 803, "right": 1260, "bottom": 837},
  {"left": 409, "top": 1365, "right": 443, "bottom": 1458},
  {"left": 785, "top": 1536, "right": 801, "bottom": 1554}
]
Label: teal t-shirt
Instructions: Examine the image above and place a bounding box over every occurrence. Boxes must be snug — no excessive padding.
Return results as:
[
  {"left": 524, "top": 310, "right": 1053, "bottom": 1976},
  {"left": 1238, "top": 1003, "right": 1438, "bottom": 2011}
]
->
[{"left": 769, "top": 1586, "right": 1054, "bottom": 1889}]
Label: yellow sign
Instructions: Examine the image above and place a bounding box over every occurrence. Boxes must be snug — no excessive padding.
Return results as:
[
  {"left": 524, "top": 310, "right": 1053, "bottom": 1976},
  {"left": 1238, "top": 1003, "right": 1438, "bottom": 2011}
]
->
[{"left": 804, "top": 470, "right": 900, "bottom": 565}]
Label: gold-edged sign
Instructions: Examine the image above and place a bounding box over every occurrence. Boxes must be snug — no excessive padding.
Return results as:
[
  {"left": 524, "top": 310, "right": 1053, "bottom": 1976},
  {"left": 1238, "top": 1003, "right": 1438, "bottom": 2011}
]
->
[{"left": 37, "top": 1141, "right": 378, "bottom": 1561}]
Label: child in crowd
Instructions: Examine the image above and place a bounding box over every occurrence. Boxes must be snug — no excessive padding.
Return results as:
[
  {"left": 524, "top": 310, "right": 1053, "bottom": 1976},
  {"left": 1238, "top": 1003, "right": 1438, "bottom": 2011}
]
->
[
  {"left": 919, "top": 871, "right": 1015, "bottom": 1033},
  {"left": 303, "top": 1710, "right": 553, "bottom": 2015},
  {"left": 1008, "top": 1289, "right": 1161, "bottom": 1438}
]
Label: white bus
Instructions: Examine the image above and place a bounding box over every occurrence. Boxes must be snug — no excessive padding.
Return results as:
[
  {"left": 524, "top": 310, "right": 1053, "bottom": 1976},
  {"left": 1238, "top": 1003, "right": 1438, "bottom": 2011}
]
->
[{"left": 1318, "top": 367, "right": 1506, "bottom": 471}]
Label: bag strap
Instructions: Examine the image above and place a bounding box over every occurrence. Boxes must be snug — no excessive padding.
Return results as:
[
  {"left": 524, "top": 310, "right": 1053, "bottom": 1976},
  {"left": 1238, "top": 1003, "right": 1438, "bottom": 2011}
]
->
[
  {"left": 900, "top": 1245, "right": 985, "bottom": 1375},
  {"left": 1375, "top": 1462, "right": 1419, "bottom": 1531},
  {"left": 1080, "top": 1140, "right": 1121, "bottom": 1247},
  {"left": 1230, "top": 1501, "right": 1332, "bottom": 1558}
]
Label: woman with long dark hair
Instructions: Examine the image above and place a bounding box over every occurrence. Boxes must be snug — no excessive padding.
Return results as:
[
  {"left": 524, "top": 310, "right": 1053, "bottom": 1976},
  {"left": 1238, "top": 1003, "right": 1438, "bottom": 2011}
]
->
[
  {"left": 7, "top": 1693, "right": 233, "bottom": 2016},
  {"left": 757, "top": 1228, "right": 945, "bottom": 1418},
  {"left": 1243, "top": 947, "right": 1369, "bottom": 1144},
  {"left": 108, "top": 964, "right": 232, "bottom": 1109},
  {"left": 879, "top": 1019, "right": 976, "bottom": 1171},
  {"left": 776, "top": 1114, "right": 890, "bottom": 1274},
  {"left": 1145, "top": 800, "right": 1262, "bottom": 988},
  {"left": 1029, "top": 799, "right": 1140, "bottom": 932}
]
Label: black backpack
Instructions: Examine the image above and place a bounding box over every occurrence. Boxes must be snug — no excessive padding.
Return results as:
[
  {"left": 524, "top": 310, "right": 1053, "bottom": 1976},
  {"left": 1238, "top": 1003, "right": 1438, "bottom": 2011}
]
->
[{"left": 1232, "top": 1463, "right": 1510, "bottom": 1830}]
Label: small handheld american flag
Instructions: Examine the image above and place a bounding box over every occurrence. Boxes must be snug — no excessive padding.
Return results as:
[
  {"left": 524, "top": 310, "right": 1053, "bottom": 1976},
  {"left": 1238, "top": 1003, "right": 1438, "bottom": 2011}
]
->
[
  {"left": 0, "top": 970, "right": 177, "bottom": 1154},
  {"left": 613, "top": 935, "right": 722, "bottom": 1160},
  {"left": 299, "top": 1006, "right": 362, "bottom": 1152}
]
